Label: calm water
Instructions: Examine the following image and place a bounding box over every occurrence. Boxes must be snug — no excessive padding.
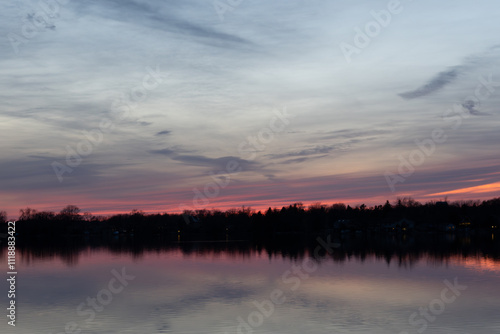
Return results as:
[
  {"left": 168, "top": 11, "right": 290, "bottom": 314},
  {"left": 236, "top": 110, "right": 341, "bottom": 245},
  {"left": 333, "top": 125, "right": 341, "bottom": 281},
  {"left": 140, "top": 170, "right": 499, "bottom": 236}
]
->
[{"left": 2, "top": 235, "right": 500, "bottom": 334}]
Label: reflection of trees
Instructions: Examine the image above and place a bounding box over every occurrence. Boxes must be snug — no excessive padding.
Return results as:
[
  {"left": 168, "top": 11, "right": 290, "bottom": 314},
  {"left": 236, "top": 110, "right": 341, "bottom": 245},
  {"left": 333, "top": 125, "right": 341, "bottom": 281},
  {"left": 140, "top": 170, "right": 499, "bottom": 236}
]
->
[
  {"left": 6, "top": 232, "right": 499, "bottom": 268},
  {"left": 18, "top": 238, "right": 82, "bottom": 267}
]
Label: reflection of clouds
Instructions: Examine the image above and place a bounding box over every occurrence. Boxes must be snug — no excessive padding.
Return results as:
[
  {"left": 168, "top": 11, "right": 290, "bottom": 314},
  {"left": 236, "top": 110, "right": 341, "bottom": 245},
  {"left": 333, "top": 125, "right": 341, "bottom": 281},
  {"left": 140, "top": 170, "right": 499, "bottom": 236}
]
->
[
  {"left": 295, "top": 276, "right": 435, "bottom": 306},
  {"left": 153, "top": 282, "right": 258, "bottom": 315}
]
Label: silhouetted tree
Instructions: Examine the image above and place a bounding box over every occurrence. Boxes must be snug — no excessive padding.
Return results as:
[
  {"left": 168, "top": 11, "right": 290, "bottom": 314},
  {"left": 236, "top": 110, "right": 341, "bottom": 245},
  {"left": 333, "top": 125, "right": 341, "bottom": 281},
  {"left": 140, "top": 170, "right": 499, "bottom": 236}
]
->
[
  {"left": 395, "top": 197, "right": 421, "bottom": 208},
  {"left": 82, "top": 212, "right": 93, "bottom": 221},
  {"left": 33, "top": 211, "right": 55, "bottom": 221},
  {"left": 19, "top": 207, "right": 37, "bottom": 220},
  {"left": 330, "top": 203, "right": 347, "bottom": 211},
  {"left": 0, "top": 210, "right": 7, "bottom": 224},
  {"left": 9, "top": 196, "right": 500, "bottom": 239},
  {"left": 59, "top": 205, "right": 81, "bottom": 221}
]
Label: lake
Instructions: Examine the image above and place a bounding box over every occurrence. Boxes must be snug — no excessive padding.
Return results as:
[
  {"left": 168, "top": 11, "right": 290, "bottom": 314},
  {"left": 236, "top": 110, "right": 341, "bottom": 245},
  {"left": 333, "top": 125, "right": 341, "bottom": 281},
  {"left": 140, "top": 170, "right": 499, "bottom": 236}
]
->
[{"left": 2, "top": 233, "right": 500, "bottom": 334}]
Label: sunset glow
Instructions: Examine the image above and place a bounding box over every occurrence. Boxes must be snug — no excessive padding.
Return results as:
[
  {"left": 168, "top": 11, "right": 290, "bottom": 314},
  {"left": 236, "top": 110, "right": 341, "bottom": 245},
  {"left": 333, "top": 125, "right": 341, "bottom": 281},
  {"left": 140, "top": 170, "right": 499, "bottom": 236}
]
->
[
  {"left": 427, "top": 182, "right": 500, "bottom": 197},
  {"left": 1, "top": 1, "right": 500, "bottom": 219}
]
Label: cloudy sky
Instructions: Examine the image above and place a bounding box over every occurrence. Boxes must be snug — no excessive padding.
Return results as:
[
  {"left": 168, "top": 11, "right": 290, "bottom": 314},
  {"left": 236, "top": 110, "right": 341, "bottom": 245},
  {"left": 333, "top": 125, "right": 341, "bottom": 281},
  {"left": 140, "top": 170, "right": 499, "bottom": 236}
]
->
[{"left": 1, "top": 0, "right": 500, "bottom": 218}]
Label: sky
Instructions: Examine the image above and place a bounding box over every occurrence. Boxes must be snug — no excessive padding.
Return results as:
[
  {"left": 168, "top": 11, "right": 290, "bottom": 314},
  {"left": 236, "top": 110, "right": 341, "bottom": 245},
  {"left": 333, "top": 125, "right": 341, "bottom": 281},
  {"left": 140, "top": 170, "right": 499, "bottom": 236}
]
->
[{"left": 1, "top": 0, "right": 500, "bottom": 218}]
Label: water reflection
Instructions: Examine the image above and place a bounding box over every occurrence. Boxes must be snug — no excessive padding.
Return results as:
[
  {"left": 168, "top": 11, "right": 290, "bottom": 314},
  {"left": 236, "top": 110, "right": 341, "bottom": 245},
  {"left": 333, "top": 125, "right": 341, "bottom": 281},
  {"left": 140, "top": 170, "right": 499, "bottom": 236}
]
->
[
  {"left": 1, "top": 233, "right": 499, "bottom": 334},
  {"left": 2, "top": 232, "right": 499, "bottom": 268}
]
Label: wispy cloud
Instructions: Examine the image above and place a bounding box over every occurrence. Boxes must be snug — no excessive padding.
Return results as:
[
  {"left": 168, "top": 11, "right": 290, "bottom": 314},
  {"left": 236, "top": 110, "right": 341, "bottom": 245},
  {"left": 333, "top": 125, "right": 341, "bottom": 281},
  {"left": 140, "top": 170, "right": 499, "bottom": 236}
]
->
[
  {"left": 171, "top": 155, "right": 256, "bottom": 171},
  {"left": 155, "top": 130, "right": 171, "bottom": 136},
  {"left": 399, "top": 46, "right": 500, "bottom": 100},
  {"left": 318, "top": 129, "right": 387, "bottom": 141},
  {"left": 399, "top": 68, "right": 460, "bottom": 99},
  {"left": 461, "top": 100, "right": 489, "bottom": 116},
  {"left": 267, "top": 144, "right": 349, "bottom": 161},
  {"left": 26, "top": 12, "right": 56, "bottom": 30},
  {"left": 80, "top": 0, "right": 253, "bottom": 47},
  {"left": 149, "top": 149, "right": 257, "bottom": 172},
  {"left": 426, "top": 181, "right": 500, "bottom": 197},
  {"left": 150, "top": 148, "right": 176, "bottom": 156}
]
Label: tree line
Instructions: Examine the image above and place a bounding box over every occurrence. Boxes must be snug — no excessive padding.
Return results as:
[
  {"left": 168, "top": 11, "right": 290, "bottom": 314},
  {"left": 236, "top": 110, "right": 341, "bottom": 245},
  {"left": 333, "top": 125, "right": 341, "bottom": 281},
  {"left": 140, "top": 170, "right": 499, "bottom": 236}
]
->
[{"left": 1, "top": 197, "right": 499, "bottom": 239}]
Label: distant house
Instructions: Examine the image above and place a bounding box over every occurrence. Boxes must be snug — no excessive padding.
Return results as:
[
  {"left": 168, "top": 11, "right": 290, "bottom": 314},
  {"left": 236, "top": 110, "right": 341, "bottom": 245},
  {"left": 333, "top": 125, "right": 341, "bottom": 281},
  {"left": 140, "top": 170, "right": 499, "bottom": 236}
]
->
[
  {"left": 384, "top": 218, "right": 415, "bottom": 232},
  {"left": 458, "top": 220, "right": 472, "bottom": 230},
  {"left": 459, "top": 220, "right": 471, "bottom": 227},
  {"left": 445, "top": 224, "right": 456, "bottom": 232},
  {"left": 397, "top": 218, "right": 415, "bottom": 230}
]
